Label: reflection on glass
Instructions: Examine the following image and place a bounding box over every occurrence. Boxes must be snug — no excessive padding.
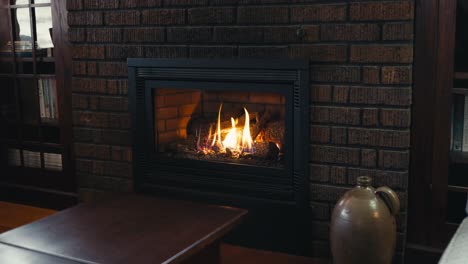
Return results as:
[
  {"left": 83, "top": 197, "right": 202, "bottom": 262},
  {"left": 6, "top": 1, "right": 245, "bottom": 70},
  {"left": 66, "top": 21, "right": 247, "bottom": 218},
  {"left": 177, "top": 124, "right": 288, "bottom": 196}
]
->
[
  {"left": 33, "top": 0, "right": 51, "bottom": 3},
  {"left": 19, "top": 78, "right": 39, "bottom": 124},
  {"left": 10, "top": 0, "right": 29, "bottom": 5},
  {"left": 0, "top": 8, "right": 11, "bottom": 52},
  {"left": 34, "top": 7, "right": 53, "bottom": 50},
  {"left": 12, "top": 8, "right": 33, "bottom": 57}
]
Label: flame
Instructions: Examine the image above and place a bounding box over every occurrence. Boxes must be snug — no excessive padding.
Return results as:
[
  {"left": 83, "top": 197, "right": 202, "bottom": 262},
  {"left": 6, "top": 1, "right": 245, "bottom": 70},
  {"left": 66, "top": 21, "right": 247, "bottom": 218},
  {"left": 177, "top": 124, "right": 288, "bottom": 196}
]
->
[{"left": 199, "top": 104, "right": 254, "bottom": 157}]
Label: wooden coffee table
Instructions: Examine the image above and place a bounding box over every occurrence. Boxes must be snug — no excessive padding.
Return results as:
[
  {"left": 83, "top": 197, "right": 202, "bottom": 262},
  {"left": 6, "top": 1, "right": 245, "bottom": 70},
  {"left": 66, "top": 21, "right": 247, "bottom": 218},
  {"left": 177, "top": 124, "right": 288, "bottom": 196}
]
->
[{"left": 0, "top": 195, "right": 247, "bottom": 264}]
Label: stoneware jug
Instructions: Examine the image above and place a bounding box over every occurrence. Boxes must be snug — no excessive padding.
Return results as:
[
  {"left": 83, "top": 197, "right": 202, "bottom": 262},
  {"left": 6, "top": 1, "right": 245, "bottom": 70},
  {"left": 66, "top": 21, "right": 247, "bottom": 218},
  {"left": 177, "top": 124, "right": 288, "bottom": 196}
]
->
[{"left": 330, "top": 176, "right": 400, "bottom": 264}]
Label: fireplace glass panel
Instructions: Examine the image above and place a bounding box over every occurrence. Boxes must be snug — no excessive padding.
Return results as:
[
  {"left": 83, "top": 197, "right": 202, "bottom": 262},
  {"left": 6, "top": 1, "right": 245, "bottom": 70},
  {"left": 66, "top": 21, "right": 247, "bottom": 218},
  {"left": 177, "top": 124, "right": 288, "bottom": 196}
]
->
[{"left": 153, "top": 88, "right": 286, "bottom": 168}]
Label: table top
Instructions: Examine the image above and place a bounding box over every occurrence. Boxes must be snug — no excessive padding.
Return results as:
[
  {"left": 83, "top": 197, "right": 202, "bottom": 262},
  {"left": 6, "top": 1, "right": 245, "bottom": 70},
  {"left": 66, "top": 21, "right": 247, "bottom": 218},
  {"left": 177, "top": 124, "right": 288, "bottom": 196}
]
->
[
  {"left": 0, "top": 195, "right": 247, "bottom": 264},
  {"left": 0, "top": 243, "right": 83, "bottom": 264}
]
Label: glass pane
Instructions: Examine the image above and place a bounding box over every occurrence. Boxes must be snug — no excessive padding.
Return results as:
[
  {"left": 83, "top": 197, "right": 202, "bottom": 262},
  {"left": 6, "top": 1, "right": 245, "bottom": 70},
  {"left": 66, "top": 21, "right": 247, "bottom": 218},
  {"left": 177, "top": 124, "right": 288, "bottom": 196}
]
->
[
  {"left": 0, "top": 8, "right": 12, "bottom": 56},
  {"left": 37, "top": 60, "right": 54, "bottom": 74},
  {"left": 22, "top": 124, "right": 40, "bottom": 141},
  {"left": 154, "top": 88, "right": 286, "bottom": 168},
  {"left": 447, "top": 191, "right": 468, "bottom": 224},
  {"left": 7, "top": 148, "right": 22, "bottom": 167},
  {"left": 10, "top": 0, "right": 29, "bottom": 5},
  {"left": 16, "top": 60, "right": 34, "bottom": 73},
  {"left": 0, "top": 60, "right": 13, "bottom": 73},
  {"left": 42, "top": 125, "right": 59, "bottom": 143},
  {"left": 0, "top": 78, "right": 17, "bottom": 123},
  {"left": 11, "top": 8, "right": 32, "bottom": 57},
  {"left": 19, "top": 78, "right": 39, "bottom": 125},
  {"left": 44, "top": 152, "right": 62, "bottom": 171},
  {"left": 34, "top": 6, "right": 53, "bottom": 55}
]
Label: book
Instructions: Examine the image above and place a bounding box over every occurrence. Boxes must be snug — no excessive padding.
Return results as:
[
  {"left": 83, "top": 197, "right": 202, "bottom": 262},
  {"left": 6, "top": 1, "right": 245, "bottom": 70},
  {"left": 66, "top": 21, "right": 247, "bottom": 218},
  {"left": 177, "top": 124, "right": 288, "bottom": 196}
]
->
[
  {"left": 44, "top": 152, "right": 62, "bottom": 171},
  {"left": 463, "top": 95, "right": 468, "bottom": 151},
  {"left": 23, "top": 150, "right": 41, "bottom": 168},
  {"left": 38, "top": 79, "right": 45, "bottom": 118},
  {"left": 7, "top": 148, "right": 21, "bottom": 167},
  {"left": 453, "top": 94, "right": 465, "bottom": 151}
]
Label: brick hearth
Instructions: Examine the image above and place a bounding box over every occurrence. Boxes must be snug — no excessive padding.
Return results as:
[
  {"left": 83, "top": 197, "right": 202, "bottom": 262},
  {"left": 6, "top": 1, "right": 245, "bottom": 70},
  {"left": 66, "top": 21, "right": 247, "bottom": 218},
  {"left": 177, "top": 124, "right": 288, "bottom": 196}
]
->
[{"left": 67, "top": 0, "right": 414, "bottom": 261}]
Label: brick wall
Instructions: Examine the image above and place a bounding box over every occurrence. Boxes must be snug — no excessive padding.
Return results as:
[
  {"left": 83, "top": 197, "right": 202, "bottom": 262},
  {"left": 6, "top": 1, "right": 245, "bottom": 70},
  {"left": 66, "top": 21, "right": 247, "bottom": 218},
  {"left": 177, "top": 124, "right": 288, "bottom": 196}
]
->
[{"left": 67, "top": 0, "right": 414, "bottom": 261}]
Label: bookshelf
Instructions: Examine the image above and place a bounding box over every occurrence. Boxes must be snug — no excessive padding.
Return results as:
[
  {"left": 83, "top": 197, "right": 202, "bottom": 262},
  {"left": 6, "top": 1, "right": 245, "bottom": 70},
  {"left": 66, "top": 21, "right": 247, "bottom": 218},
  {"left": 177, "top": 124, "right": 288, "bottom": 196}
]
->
[{"left": 0, "top": 0, "right": 76, "bottom": 209}]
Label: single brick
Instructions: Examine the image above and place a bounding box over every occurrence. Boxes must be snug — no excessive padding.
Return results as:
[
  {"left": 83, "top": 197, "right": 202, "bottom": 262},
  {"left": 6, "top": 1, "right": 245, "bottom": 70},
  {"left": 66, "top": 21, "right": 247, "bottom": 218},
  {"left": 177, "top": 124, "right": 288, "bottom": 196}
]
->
[
  {"left": 106, "top": 45, "right": 143, "bottom": 59},
  {"left": 263, "top": 26, "right": 304, "bottom": 43},
  {"left": 108, "top": 113, "right": 131, "bottom": 129},
  {"left": 309, "top": 201, "right": 330, "bottom": 220},
  {"left": 107, "top": 80, "right": 128, "bottom": 95},
  {"left": 333, "top": 86, "right": 349, "bottom": 104},
  {"left": 164, "top": 0, "right": 209, "bottom": 6},
  {"left": 97, "top": 62, "right": 128, "bottom": 77},
  {"left": 121, "top": 0, "right": 162, "bottom": 8},
  {"left": 363, "top": 66, "right": 380, "bottom": 84},
  {"left": 72, "top": 94, "right": 89, "bottom": 109},
  {"left": 189, "top": 46, "right": 236, "bottom": 58},
  {"left": 311, "top": 106, "right": 361, "bottom": 125},
  {"left": 99, "top": 96, "right": 128, "bottom": 112},
  {"left": 382, "top": 66, "right": 413, "bottom": 85},
  {"left": 348, "top": 128, "right": 410, "bottom": 148},
  {"left": 310, "top": 85, "right": 332, "bottom": 103},
  {"left": 310, "top": 65, "right": 361, "bottom": 83},
  {"left": 310, "top": 145, "right": 360, "bottom": 165},
  {"left": 310, "top": 183, "right": 350, "bottom": 202},
  {"left": 330, "top": 166, "right": 347, "bottom": 185},
  {"left": 331, "top": 127, "right": 347, "bottom": 145},
  {"left": 350, "top": 1, "right": 414, "bottom": 21},
  {"left": 289, "top": 44, "right": 347, "bottom": 62},
  {"left": 110, "top": 146, "right": 132, "bottom": 162},
  {"left": 83, "top": 0, "right": 118, "bottom": 9},
  {"left": 380, "top": 109, "right": 411, "bottom": 128},
  {"left": 123, "top": 28, "right": 165, "bottom": 43},
  {"left": 311, "top": 221, "right": 330, "bottom": 240},
  {"left": 214, "top": 27, "right": 263, "bottom": 43},
  {"left": 67, "top": 0, "right": 83, "bottom": 10},
  {"left": 238, "top": 6, "right": 289, "bottom": 24},
  {"left": 349, "top": 87, "right": 411, "bottom": 106},
  {"left": 75, "top": 143, "right": 110, "bottom": 159},
  {"left": 310, "top": 164, "right": 330, "bottom": 183},
  {"left": 383, "top": 22, "right": 414, "bottom": 40},
  {"left": 310, "top": 125, "right": 330, "bottom": 143},
  {"left": 142, "top": 9, "right": 185, "bottom": 25},
  {"left": 69, "top": 28, "right": 86, "bottom": 42},
  {"left": 87, "top": 28, "right": 121, "bottom": 43},
  {"left": 362, "top": 108, "right": 379, "bottom": 127},
  {"left": 321, "top": 24, "right": 380, "bottom": 41},
  {"left": 73, "top": 78, "right": 107, "bottom": 94},
  {"left": 73, "top": 111, "right": 109, "bottom": 128},
  {"left": 379, "top": 150, "right": 410, "bottom": 169},
  {"left": 73, "top": 61, "right": 87, "bottom": 76},
  {"left": 361, "top": 149, "right": 377, "bottom": 168},
  {"left": 238, "top": 46, "right": 288, "bottom": 58},
  {"left": 351, "top": 45, "right": 413, "bottom": 63},
  {"left": 348, "top": 168, "right": 408, "bottom": 189},
  {"left": 144, "top": 46, "right": 188, "bottom": 58},
  {"left": 68, "top": 12, "right": 102, "bottom": 26},
  {"left": 291, "top": 4, "right": 347, "bottom": 23},
  {"left": 104, "top": 10, "right": 140, "bottom": 26},
  {"left": 71, "top": 45, "right": 105, "bottom": 59},
  {"left": 167, "top": 27, "right": 213, "bottom": 43},
  {"left": 188, "top": 7, "right": 235, "bottom": 24}
]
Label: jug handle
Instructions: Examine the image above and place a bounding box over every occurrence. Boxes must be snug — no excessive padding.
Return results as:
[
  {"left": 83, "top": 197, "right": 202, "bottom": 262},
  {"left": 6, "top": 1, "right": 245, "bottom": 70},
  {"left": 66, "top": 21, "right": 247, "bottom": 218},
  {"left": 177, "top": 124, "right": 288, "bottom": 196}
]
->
[{"left": 375, "top": 186, "right": 400, "bottom": 216}]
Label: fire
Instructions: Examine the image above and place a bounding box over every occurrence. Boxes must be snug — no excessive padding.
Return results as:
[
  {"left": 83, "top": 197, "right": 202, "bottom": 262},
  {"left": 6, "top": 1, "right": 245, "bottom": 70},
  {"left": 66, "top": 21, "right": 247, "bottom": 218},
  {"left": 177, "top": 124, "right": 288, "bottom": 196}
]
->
[{"left": 198, "top": 104, "right": 254, "bottom": 157}]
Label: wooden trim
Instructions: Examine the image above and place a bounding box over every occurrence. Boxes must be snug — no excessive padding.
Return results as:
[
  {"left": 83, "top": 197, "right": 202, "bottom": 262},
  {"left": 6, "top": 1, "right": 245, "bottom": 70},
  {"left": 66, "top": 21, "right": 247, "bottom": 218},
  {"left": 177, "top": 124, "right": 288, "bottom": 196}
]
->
[{"left": 408, "top": 0, "right": 458, "bottom": 250}]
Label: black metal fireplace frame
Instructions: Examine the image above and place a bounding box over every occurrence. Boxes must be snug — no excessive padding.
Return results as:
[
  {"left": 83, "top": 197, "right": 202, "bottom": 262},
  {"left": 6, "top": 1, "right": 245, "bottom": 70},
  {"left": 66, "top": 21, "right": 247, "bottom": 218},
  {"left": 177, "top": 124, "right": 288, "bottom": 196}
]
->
[{"left": 128, "top": 58, "right": 309, "bottom": 208}]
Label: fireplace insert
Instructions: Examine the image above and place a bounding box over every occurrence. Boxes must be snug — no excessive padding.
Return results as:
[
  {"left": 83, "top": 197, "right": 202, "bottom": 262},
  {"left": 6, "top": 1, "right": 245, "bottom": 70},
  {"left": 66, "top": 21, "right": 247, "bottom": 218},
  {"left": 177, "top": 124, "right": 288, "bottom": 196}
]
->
[{"left": 129, "top": 59, "right": 309, "bottom": 208}]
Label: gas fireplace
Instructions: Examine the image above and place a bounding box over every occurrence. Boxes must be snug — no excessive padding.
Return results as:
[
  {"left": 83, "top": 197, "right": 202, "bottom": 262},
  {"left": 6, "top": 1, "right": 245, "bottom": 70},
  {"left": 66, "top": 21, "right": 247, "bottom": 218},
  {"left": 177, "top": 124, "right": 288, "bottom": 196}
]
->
[{"left": 129, "top": 59, "right": 309, "bottom": 207}]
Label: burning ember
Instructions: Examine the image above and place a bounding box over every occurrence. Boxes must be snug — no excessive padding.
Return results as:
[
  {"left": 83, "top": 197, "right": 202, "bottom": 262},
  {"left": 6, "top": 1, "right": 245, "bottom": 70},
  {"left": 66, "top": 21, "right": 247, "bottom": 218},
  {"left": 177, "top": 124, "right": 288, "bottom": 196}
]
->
[{"left": 197, "top": 104, "right": 254, "bottom": 158}]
